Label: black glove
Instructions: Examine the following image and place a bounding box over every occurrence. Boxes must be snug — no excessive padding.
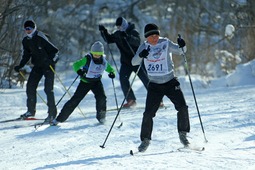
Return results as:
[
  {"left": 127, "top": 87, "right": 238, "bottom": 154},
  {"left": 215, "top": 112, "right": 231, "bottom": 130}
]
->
[
  {"left": 177, "top": 37, "right": 186, "bottom": 48},
  {"left": 14, "top": 65, "right": 22, "bottom": 72},
  {"left": 99, "top": 25, "right": 107, "bottom": 32},
  {"left": 121, "top": 31, "right": 128, "bottom": 38},
  {"left": 77, "top": 69, "right": 86, "bottom": 76},
  {"left": 108, "top": 72, "right": 115, "bottom": 79},
  {"left": 139, "top": 46, "right": 150, "bottom": 58}
]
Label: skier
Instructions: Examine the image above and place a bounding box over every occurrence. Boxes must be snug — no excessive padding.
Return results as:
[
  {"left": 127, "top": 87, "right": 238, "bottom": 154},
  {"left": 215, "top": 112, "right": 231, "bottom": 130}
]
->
[
  {"left": 14, "top": 20, "right": 59, "bottom": 123},
  {"left": 51, "top": 41, "right": 115, "bottom": 125},
  {"left": 132, "top": 23, "right": 190, "bottom": 152},
  {"left": 98, "top": 17, "right": 151, "bottom": 108}
]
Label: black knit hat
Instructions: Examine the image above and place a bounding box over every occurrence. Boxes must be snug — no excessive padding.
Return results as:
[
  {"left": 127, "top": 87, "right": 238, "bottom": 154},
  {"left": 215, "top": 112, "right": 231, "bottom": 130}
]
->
[
  {"left": 144, "top": 23, "right": 160, "bottom": 38},
  {"left": 24, "top": 20, "right": 35, "bottom": 29},
  {"left": 115, "top": 17, "right": 123, "bottom": 26}
]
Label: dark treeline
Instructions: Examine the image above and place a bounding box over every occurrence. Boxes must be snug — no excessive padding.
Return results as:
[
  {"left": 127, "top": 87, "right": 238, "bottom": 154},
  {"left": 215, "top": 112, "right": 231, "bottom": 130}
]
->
[{"left": 0, "top": 0, "right": 254, "bottom": 88}]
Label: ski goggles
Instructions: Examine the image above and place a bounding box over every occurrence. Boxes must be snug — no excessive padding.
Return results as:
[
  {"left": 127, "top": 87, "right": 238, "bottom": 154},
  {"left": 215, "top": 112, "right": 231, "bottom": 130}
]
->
[{"left": 24, "top": 27, "right": 34, "bottom": 31}]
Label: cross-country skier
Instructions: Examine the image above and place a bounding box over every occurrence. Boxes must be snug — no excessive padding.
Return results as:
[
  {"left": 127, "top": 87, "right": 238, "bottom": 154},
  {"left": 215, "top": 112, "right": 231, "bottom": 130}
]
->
[
  {"left": 132, "top": 23, "right": 190, "bottom": 152},
  {"left": 99, "top": 17, "right": 150, "bottom": 108},
  {"left": 14, "top": 20, "right": 59, "bottom": 123},
  {"left": 51, "top": 41, "right": 115, "bottom": 125}
]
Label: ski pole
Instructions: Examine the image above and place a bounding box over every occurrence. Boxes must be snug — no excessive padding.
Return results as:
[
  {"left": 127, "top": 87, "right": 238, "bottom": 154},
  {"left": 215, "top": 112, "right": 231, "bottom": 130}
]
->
[
  {"left": 111, "top": 78, "right": 123, "bottom": 128},
  {"left": 178, "top": 34, "right": 208, "bottom": 143},
  {"left": 123, "top": 37, "right": 135, "bottom": 55},
  {"left": 100, "top": 60, "right": 143, "bottom": 148},
  {"left": 49, "top": 65, "right": 85, "bottom": 118},
  {"left": 100, "top": 30, "right": 119, "bottom": 74},
  {"left": 19, "top": 71, "right": 47, "bottom": 105},
  {"left": 100, "top": 29, "right": 123, "bottom": 125},
  {"left": 56, "top": 75, "right": 79, "bottom": 106}
]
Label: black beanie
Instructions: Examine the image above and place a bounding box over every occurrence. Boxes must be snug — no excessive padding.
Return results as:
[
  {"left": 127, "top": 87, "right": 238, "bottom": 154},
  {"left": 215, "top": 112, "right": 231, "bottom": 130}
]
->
[
  {"left": 144, "top": 23, "right": 160, "bottom": 38},
  {"left": 24, "top": 20, "right": 35, "bottom": 29},
  {"left": 115, "top": 17, "right": 123, "bottom": 26}
]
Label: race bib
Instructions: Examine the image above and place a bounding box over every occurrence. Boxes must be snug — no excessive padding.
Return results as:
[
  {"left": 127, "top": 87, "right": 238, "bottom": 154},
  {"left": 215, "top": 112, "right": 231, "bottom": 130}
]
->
[
  {"left": 144, "top": 41, "right": 170, "bottom": 76},
  {"left": 86, "top": 59, "right": 106, "bottom": 78}
]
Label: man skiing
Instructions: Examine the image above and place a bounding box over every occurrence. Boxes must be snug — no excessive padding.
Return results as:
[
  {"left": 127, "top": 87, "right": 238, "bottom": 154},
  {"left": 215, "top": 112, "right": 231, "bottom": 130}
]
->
[
  {"left": 14, "top": 20, "right": 59, "bottom": 123},
  {"left": 99, "top": 17, "right": 150, "bottom": 108},
  {"left": 132, "top": 23, "right": 190, "bottom": 152}
]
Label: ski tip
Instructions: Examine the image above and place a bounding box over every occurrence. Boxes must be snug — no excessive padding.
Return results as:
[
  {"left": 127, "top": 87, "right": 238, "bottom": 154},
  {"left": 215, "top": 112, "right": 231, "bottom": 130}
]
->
[
  {"left": 117, "top": 122, "right": 123, "bottom": 128},
  {"left": 130, "top": 150, "right": 134, "bottom": 155}
]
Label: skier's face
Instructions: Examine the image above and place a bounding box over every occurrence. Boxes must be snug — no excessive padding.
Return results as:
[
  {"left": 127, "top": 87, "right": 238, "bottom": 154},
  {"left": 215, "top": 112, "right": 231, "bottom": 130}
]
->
[
  {"left": 93, "top": 54, "right": 101, "bottom": 58},
  {"left": 92, "top": 55, "right": 103, "bottom": 64},
  {"left": 147, "top": 34, "right": 159, "bottom": 45},
  {"left": 24, "top": 27, "right": 33, "bottom": 34}
]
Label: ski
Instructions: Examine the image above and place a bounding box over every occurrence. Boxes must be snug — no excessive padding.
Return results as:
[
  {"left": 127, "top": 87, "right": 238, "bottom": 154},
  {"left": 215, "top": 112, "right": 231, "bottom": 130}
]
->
[
  {"left": 130, "top": 148, "right": 153, "bottom": 156},
  {"left": 34, "top": 121, "right": 50, "bottom": 129},
  {"left": 129, "top": 149, "right": 176, "bottom": 156},
  {"left": 0, "top": 117, "right": 44, "bottom": 123},
  {"left": 130, "top": 146, "right": 204, "bottom": 156},
  {"left": 33, "top": 121, "right": 61, "bottom": 129},
  {"left": 107, "top": 105, "right": 169, "bottom": 112},
  {"left": 14, "top": 121, "right": 51, "bottom": 129},
  {"left": 177, "top": 145, "right": 205, "bottom": 152},
  {"left": 8, "top": 121, "right": 54, "bottom": 129},
  {"left": 130, "top": 149, "right": 138, "bottom": 156}
]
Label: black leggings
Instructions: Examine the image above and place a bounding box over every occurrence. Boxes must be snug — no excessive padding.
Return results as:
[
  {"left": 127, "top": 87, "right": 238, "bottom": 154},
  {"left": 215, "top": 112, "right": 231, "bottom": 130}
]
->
[
  {"left": 140, "top": 78, "right": 190, "bottom": 141},
  {"left": 56, "top": 80, "right": 106, "bottom": 122}
]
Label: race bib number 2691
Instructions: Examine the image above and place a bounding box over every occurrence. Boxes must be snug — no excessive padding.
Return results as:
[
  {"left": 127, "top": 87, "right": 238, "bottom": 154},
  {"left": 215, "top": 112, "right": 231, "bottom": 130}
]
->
[{"left": 147, "top": 63, "right": 163, "bottom": 72}]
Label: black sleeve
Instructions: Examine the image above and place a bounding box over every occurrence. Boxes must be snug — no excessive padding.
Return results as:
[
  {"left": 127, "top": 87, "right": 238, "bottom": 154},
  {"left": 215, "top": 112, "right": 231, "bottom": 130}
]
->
[
  {"left": 19, "top": 39, "right": 31, "bottom": 67},
  {"left": 101, "top": 30, "right": 116, "bottom": 44}
]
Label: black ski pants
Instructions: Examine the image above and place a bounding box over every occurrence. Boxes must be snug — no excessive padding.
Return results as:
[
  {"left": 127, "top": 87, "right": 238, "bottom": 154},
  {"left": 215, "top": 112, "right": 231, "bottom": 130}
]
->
[
  {"left": 56, "top": 80, "right": 106, "bottom": 122},
  {"left": 119, "top": 63, "right": 149, "bottom": 101},
  {"left": 140, "top": 77, "right": 190, "bottom": 141},
  {"left": 26, "top": 66, "right": 57, "bottom": 117}
]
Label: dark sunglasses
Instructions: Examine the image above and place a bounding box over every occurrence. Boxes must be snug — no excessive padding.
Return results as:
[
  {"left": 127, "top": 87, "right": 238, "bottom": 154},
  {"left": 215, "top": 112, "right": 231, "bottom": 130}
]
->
[{"left": 25, "top": 27, "right": 33, "bottom": 31}]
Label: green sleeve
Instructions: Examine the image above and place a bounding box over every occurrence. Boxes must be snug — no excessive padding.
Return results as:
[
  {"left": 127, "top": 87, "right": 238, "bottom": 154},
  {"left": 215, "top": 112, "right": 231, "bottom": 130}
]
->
[
  {"left": 105, "top": 63, "right": 115, "bottom": 74},
  {"left": 73, "top": 56, "right": 88, "bottom": 72}
]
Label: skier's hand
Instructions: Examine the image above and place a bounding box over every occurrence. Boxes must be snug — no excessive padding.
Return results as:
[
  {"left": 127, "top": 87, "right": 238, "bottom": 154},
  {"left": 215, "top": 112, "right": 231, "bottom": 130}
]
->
[
  {"left": 99, "top": 25, "right": 107, "bottom": 32},
  {"left": 139, "top": 46, "right": 150, "bottom": 58},
  {"left": 14, "top": 65, "right": 22, "bottom": 72},
  {"left": 108, "top": 72, "right": 115, "bottom": 79},
  {"left": 177, "top": 37, "right": 186, "bottom": 48},
  {"left": 77, "top": 69, "right": 86, "bottom": 76}
]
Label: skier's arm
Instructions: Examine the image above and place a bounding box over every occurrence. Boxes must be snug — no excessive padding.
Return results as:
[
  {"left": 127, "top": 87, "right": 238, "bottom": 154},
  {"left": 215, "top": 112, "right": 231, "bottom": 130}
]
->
[
  {"left": 132, "top": 43, "right": 146, "bottom": 66},
  {"left": 99, "top": 25, "right": 115, "bottom": 44},
  {"left": 73, "top": 57, "right": 88, "bottom": 72},
  {"left": 168, "top": 39, "right": 187, "bottom": 55},
  {"left": 105, "top": 63, "right": 115, "bottom": 74},
  {"left": 18, "top": 40, "right": 32, "bottom": 68}
]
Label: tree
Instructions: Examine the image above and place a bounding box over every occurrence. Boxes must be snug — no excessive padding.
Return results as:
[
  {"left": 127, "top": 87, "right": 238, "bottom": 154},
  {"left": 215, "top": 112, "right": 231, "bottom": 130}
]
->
[{"left": 0, "top": 0, "right": 254, "bottom": 88}]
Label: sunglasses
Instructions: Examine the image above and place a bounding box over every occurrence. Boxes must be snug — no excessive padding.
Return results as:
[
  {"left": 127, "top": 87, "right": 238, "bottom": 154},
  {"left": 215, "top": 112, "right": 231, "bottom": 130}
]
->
[{"left": 25, "top": 27, "right": 33, "bottom": 31}]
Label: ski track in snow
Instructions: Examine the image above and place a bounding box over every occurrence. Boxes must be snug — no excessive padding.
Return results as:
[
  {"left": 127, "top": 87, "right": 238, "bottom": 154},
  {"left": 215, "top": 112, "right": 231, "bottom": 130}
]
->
[{"left": 0, "top": 73, "right": 255, "bottom": 170}]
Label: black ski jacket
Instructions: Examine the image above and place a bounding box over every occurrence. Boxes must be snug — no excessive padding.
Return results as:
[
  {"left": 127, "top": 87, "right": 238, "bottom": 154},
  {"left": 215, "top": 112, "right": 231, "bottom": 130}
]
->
[
  {"left": 19, "top": 31, "right": 58, "bottom": 68},
  {"left": 101, "top": 23, "right": 140, "bottom": 66}
]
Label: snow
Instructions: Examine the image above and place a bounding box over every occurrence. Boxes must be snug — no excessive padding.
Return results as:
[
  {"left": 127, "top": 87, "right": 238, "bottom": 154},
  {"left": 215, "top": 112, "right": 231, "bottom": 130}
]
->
[
  {"left": 225, "top": 24, "right": 235, "bottom": 39},
  {"left": 1, "top": 60, "right": 255, "bottom": 170}
]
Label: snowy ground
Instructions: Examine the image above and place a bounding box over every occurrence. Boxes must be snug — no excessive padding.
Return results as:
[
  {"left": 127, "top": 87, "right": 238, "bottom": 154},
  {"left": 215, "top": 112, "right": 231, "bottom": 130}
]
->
[{"left": 0, "top": 60, "right": 255, "bottom": 170}]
